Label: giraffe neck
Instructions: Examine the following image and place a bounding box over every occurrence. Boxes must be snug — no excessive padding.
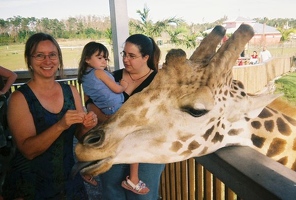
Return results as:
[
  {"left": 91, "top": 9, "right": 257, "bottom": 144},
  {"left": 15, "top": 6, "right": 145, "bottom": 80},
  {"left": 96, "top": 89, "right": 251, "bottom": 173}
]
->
[{"left": 249, "top": 106, "right": 296, "bottom": 171}]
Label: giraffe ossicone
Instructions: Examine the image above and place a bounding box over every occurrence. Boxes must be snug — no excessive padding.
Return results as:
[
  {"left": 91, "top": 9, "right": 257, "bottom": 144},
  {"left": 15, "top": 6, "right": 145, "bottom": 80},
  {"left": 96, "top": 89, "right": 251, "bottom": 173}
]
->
[{"left": 74, "top": 24, "right": 296, "bottom": 176}]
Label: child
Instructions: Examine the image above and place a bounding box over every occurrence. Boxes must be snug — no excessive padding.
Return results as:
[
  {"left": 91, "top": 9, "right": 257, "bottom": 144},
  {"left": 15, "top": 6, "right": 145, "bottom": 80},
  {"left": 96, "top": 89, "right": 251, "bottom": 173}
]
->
[
  {"left": 250, "top": 51, "right": 259, "bottom": 64},
  {"left": 77, "top": 41, "right": 125, "bottom": 186},
  {"left": 78, "top": 42, "right": 149, "bottom": 194}
]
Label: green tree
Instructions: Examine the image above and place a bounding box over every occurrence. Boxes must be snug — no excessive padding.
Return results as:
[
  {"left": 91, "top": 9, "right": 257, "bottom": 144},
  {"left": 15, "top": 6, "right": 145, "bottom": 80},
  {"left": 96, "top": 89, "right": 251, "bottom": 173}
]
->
[
  {"left": 129, "top": 5, "right": 183, "bottom": 38},
  {"left": 277, "top": 27, "right": 296, "bottom": 42}
]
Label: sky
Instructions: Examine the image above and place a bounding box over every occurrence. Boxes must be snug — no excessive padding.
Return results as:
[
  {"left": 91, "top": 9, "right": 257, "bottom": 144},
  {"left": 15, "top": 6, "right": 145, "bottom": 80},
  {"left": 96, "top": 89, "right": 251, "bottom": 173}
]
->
[{"left": 0, "top": 0, "right": 295, "bottom": 23}]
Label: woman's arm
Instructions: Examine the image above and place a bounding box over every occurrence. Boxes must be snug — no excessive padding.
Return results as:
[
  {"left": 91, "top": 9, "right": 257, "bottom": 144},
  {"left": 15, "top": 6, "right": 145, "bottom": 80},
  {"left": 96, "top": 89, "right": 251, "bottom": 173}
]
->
[
  {"left": 0, "top": 66, "right": 17, "bottom": 95},
  {"left": 70, "top": 85, "right": 97, "bottom": 140},
  {"left": 7, "top": 90, "right": 86, "bottom": 160}
]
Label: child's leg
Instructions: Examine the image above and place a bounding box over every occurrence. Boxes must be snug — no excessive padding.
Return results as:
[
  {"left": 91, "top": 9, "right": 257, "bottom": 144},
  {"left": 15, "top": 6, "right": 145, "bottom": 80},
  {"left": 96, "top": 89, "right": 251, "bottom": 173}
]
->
[
  {"left": 121, "top": 163, "right": 150, "bottom": 194},
  {"left": 128, "top": 163, "right": 140, "bottom": 184}
]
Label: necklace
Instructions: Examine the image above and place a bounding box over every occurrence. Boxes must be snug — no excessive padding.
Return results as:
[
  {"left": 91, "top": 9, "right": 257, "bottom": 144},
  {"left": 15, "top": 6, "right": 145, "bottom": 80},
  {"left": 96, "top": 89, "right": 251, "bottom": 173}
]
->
[{"left": 127, "top": 68, "right": 151, "bottom": 83}]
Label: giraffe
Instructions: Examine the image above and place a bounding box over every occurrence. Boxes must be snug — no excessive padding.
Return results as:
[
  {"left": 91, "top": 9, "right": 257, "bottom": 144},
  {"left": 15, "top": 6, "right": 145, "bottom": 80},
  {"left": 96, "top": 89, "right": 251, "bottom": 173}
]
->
[{"left": 74, "top": 24, "right": 296, "bottom": 177}]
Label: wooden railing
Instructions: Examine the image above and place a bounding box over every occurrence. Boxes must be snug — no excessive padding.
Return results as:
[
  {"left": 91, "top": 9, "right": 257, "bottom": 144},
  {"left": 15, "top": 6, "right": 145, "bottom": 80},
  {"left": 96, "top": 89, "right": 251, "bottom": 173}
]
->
[{"left": 9, "top": 56, "right": 295, "bottom": 200}]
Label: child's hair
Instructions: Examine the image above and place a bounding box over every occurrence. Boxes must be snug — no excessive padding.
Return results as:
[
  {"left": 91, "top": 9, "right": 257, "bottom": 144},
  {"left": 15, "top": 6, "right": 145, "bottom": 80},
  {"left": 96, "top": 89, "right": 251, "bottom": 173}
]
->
[{"left": 77, "top": 42, "right": 109, "bottom": 84}]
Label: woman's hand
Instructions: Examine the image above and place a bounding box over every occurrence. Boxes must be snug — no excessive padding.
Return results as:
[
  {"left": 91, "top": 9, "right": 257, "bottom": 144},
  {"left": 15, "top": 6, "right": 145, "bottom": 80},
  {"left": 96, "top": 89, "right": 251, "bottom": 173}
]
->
[
  {"left": 83, "top": 111, "right": 98, "bottom": 128},
  {"left": 86, "top": 102, "right": 110, "bottom": 124},
  {"left": 58, "top": 110, "right": 86, "bottom": 130}
]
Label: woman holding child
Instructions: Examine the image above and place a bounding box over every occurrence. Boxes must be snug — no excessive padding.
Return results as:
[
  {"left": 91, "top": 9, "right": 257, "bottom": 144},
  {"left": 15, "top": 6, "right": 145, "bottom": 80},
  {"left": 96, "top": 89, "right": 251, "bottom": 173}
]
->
[{"left": 85, "top": 34, "right": 165, "bottom": 200}]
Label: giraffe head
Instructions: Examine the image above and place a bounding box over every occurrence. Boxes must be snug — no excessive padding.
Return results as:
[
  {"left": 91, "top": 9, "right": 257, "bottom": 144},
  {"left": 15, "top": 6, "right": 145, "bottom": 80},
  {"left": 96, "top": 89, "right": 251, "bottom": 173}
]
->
[{"left": 74, "top": 24, "right": 281, "bottom": 176}]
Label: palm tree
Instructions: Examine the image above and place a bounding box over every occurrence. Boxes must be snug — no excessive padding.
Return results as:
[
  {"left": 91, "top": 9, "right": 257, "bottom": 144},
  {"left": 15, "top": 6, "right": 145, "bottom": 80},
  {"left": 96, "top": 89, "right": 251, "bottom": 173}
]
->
[
  {"left": 277, "top": 27, "right": 296, "bottom": 42},
  {"left": 129, "top": 5, "right": 183, "bottom": 39}
]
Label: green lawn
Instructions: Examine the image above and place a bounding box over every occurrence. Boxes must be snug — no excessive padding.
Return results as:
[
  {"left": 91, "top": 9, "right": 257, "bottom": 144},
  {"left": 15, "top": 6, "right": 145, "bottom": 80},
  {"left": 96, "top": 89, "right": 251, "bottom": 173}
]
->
[
  {"left": 275, "top": 72, "right": 296, "bottom": 105},
  {"left": 1, "top": 40, "right": 296, "bottom": 72}
]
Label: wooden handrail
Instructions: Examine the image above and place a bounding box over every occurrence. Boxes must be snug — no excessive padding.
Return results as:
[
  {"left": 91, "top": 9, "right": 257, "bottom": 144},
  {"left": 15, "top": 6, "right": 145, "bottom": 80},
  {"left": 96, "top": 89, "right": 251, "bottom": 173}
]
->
[{"left": 195, "top": 146, "right": 296, "bottom": 200}]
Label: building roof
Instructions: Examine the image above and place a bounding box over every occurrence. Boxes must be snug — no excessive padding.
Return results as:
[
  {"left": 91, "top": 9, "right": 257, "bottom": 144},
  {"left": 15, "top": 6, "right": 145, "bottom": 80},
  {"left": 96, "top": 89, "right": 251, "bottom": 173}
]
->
[
  {"left": 204, "top": 17, "right": 280, "bottom": 35},
  {"left": 225, "top": 16, "right": 255, "bottom": 23},
  {"left": 252, "top": 23, "right": 280, "bottom": 34}
]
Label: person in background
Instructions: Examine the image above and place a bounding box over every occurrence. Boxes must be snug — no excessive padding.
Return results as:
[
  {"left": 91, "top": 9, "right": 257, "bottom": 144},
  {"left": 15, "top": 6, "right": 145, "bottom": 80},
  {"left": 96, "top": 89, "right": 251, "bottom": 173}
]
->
[
  {"left": 249, "top": 51, "right": 259, "bottom": 64},
  {"left": 2, "top": 33, "right": 97, "bottom": 199},
  {"left": 85, "top": 34, "right": 165, "bottom": 199},
  {"left": 259, "top": 46, "right": 272, "bottom": 62},
  {"left": 0, "top": 66, "right": 17, "bottom": 199},
  {"left": 0, "top": 66, "right": 17, "bottom": 97},
  {"left": 0, "top": 64, "right": 17, "bottom": 147}
]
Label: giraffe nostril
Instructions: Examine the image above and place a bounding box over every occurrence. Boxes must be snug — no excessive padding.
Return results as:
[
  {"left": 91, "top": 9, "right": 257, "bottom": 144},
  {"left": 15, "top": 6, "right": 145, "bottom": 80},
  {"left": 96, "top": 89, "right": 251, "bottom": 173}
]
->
[
  {"left": 85, "top": 135, "right": 101, "bottom": 144},
  {"left": 82, "top": 128, "right": 105, "bottom": 147}
]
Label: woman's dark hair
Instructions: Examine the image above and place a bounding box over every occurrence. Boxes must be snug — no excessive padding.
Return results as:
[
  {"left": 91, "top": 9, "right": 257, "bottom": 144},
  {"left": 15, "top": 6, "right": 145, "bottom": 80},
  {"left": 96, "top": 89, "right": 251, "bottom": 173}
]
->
[
  {"left": 125, "top": 34, "right": 160, "bottom": 72},
  {"left": 77, "top": 42, "right": 109, "bottom": 84},
  {"left": 24, "top": 33, "right": 63, "bottom": 77}
]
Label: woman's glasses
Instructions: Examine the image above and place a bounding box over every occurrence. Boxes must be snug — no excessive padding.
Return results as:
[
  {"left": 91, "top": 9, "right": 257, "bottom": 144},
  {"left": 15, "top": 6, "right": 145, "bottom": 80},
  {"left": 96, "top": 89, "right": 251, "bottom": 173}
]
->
[
  {"left": 31, "top": 53, "right": 58, "bottom": 61},
  {"left": 120, "top": 51, "right": 142, "bottom": 60}
]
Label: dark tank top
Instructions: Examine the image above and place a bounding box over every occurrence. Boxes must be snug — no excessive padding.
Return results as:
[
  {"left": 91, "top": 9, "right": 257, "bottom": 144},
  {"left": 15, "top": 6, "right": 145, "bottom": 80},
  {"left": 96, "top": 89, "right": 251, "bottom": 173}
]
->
[{"left": 2, "top": 82, "right": 87, "bottom": 199}]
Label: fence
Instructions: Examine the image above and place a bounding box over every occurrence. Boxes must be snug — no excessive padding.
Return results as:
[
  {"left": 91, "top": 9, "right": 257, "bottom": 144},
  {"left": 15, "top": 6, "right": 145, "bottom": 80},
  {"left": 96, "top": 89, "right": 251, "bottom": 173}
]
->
[
  {"left": 9, "top": 56, "right": 296, "bottom": 200},
  {"left": 232, "top": 57, "right": 293, "bottom": 93}
]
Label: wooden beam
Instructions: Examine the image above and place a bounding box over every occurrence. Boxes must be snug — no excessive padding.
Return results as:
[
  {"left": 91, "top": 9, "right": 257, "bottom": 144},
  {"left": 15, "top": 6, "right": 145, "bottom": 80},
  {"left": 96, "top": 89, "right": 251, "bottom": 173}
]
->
[{"left": 195, "top": 146, "right": 296, "bottom": 200}]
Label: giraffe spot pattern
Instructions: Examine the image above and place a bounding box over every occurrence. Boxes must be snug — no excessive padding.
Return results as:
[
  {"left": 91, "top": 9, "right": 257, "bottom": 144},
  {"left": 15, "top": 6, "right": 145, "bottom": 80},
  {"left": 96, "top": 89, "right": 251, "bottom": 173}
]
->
[
  {"left": 212, "top": 132, "right": 224, "bottom": 143},
  {"left": 178, "top": 131, "right": 195, "bottom": 142},
  {"left": 292, "top": 159, "right": 296, "bottom": 171},
  {"left": 240, "top": 91, "right": 246, "bottom": 97},
  {"left": 277, "top": 156, "right": 288, "bottom": 166},
  {"left": 228, "top": 128, "right": 243, "bottom": 136},
  {"left": 203, "top": 125, "right": 214, "bottom": 140},
  {"left": 200, "top": 147, "right": 209, "bottom": 155},
  {"left": 293, "top": 138, "right": 296, "bottom": 151},
  {"left": 251, "top": 134, "right": 266, "bottom": 148},
  {"left": 258, "top": 108, "right": 273, "bottom": 118},
  {"left": 237, "top": 81, "right": 245, "bottom": 89},
  {"left": 188, "top": 140, "right": 201, "bottom": 151},
  {"left": 277, "top": 117, "right": 292, "bottom": 136},
  {"left": 266, "top": 138, "right": 287, "bottom": 157},
  {"left": 180, "top": 150, "right": 192, "bottom": 157},
  {"left": 283, "top": 115, "right": 296, "bottom": 126},
  {"left": 264, "top": 120, "right": 274, "bottom": 132},
  {"left": 170, "top": 141, "right": 183, "bottom": 152},
  {"left": 251, "top": 121, "right": 262, "bottom": 129}
]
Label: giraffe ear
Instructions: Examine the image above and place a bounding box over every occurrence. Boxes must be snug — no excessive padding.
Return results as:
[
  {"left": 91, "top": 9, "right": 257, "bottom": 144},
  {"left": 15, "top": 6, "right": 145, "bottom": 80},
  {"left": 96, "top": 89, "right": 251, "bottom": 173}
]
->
[{"left": 246, "top": 93, "right": 283, "bottom": 118}]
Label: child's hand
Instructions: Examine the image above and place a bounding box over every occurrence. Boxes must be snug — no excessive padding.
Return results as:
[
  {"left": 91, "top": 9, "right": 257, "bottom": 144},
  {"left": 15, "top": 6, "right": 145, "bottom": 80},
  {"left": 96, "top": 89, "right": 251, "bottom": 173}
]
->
[{"left": 120, "top": 79, "right": 129, "bottom": 89}]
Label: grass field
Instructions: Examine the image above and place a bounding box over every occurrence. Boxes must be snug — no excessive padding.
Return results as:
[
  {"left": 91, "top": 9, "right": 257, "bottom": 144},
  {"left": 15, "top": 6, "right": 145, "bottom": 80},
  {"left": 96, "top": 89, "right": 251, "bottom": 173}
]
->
[
  {"left": 1, "top": 40, "right": 296, "bottom": 71},
  {"left": 275, "top": 72, "right": 296, "bottom": 105}
]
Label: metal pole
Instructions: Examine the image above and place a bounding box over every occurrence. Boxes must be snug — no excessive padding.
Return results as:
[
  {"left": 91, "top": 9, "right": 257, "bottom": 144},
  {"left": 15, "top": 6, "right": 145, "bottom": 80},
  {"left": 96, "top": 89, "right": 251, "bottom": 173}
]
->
[{"left": 109, "top": 0, "right": 129, "bottom": 70}]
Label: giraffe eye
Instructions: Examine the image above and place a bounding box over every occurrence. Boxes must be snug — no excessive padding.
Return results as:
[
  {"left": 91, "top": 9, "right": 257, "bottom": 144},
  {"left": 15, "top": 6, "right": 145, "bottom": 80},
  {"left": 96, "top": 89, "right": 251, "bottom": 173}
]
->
[{"left": 181, "top": 106, "right": 209, "bottom": 117}]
